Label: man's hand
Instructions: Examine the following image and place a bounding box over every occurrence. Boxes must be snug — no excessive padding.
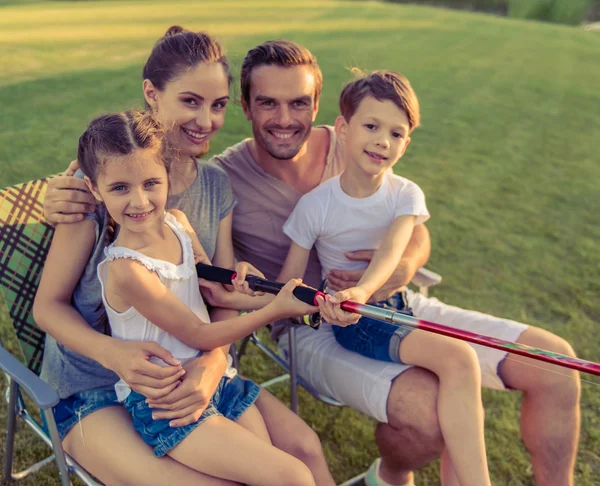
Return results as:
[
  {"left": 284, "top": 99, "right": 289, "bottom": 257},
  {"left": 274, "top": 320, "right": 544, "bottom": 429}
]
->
[
  {"left": 145, "top": 351, "right": 228, "bottom": 427},
  {"left": 44, "top": 160, "right": 98, "bottom": 225},
  {"left": 102, "top": 340, "right": 185, "bottom": 400},
  {"left": 326, "top": 250, "right": 418, "bottom": 303}
]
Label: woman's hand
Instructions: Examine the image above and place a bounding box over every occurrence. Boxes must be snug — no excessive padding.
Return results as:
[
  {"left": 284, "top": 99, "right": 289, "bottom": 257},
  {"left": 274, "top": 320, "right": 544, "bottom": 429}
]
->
[
  {"left": 103, "top": 340, "right": 185, "bottom": 400},
  {"left": 145, "top": 350, "right": 228, "bottom": 427}
]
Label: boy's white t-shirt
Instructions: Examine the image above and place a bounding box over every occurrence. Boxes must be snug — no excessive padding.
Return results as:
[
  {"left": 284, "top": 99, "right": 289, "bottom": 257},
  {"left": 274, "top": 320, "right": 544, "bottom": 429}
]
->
[{"left": 283, "top": 172, "right": 430, "bottom": 280}]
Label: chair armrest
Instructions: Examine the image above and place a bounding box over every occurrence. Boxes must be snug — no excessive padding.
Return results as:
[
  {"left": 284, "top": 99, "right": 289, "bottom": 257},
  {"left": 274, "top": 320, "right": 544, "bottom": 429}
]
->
[
  {"left": 411, "top": 267, "right": 442, "bottom": 289},
  {"left": 0, "top": 344, "right": 59, "bottom": 409}
]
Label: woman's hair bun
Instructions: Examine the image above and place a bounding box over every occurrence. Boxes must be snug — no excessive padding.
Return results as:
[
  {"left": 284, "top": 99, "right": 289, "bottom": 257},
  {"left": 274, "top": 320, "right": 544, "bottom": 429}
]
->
[{"left": 164, "top": 25, "right": 186, "bottom": 37}]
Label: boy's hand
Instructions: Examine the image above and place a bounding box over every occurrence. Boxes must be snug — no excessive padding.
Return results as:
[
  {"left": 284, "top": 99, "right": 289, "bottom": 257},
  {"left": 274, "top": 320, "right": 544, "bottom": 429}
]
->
[
  {"left": 231, "top": 261, "right": 265, "bottom": 296},
  {"left": 270, "top": 278, "right": 318, "bottom": 318},
  {"left": 315, "top": 287, "right": 366, "bottom": 326}
]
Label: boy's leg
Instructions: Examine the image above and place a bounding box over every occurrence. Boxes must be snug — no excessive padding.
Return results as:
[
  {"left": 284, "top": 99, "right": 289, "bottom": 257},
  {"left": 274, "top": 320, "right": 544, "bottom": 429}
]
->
[
  {"left": 62, "top": 406, "right": 236, "bottom": 486},
  {"left": 167, "top": 415, "right": 315, "bottom": 486},
  {"left": 253, "top": 387, "right": 336, "bottom": 486},
  {"left": 398, "top": 330, "right": 490, "bottom": 486}
]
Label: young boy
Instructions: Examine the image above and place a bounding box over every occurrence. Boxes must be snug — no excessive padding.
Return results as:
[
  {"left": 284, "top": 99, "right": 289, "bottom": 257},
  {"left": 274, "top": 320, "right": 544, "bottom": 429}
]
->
[{"left": 279, "top": 70, "right": 492, "bottom": 486}]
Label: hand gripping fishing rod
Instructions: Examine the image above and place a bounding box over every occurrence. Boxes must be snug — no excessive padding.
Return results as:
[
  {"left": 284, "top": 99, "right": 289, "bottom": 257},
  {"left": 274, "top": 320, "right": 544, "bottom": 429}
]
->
[{"left": 196, "top": 263, "right": 600, "bottom": 377}]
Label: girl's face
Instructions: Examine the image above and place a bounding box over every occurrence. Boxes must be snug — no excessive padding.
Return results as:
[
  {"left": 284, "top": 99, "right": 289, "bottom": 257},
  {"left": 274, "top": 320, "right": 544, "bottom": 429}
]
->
[
  {"left": 86, "top": 148, "right": 169, "bottom": 233},
  {"left": 143, "top": 62, "right": 230, "bottom": 159}
]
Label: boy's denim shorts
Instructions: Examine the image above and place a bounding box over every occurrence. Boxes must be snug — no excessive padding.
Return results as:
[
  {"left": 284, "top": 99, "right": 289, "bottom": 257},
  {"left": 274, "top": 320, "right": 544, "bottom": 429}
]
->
[
  {"left": 44, "top": 387, "right": 120, "bottom": 441},
  {"left": 125, "top": 375, "right": 260, "bottom": 457},
  {"left": 332, "top": 290, "right": 415, "bottom": 364}
]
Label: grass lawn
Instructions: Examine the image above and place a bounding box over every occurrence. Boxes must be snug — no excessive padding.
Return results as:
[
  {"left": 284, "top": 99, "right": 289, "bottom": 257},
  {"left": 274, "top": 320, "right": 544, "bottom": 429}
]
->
[{"left": 1, "top": 0, "right": 599, "bottom": 484}]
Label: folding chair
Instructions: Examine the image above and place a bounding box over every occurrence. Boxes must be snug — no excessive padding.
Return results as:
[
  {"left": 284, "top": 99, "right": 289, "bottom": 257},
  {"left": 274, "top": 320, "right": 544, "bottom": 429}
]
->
[
  {"left": 234, "top": 268, "right": 442, "bottom": 486},
  {"left": 0, "top": 177, "right": 101, "bottom": 486}
]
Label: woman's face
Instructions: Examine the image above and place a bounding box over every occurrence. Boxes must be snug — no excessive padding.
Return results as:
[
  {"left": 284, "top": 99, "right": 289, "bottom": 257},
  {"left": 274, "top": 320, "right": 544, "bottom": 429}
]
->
[{"left": 144, "top": 62, "right": 230, "bottom": 159}]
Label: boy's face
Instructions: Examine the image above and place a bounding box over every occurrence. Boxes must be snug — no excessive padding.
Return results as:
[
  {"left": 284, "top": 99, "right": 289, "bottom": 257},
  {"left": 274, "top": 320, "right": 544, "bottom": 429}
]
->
[
  {"left": 336, "top": 96, "right": 411, "bottom": 177},
  {"left": 242, "top": 64, "right": 319, "bottom": 161}
]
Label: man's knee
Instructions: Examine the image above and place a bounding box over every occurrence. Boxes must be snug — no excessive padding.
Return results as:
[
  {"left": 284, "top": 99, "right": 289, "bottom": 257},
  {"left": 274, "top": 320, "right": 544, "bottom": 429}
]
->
[{"left": 385, "top": 368, "right": 444, "bottom": 451}]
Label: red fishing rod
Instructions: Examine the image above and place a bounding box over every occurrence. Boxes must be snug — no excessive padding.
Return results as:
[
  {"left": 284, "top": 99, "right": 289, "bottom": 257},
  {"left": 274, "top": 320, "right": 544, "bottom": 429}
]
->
[{"left": 196, "top": 263, "right": 600, "bottom": 378}]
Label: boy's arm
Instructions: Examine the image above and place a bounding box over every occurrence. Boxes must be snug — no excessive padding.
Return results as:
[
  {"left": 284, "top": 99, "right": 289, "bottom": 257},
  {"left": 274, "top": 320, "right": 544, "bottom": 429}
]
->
[
  {"left": 330, "top": 215, "right": 416, "bottom": 304},
  {"left": 327, "top": 222, "right": 430, "bottom": 303}
]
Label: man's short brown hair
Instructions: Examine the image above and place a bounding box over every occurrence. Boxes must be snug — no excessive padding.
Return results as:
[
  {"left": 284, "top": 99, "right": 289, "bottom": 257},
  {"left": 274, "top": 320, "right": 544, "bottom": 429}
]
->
[
  {"left": 339, "top": 69, "right": 420, "bottom": 132},
  {"left": 241, "top": 40, "right": 323, "bottom": 106}
]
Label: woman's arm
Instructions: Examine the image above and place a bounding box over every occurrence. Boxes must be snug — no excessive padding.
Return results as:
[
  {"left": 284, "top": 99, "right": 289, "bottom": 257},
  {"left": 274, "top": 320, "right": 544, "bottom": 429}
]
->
[{"left": 33, "top": 220, "right": 184, "bottom": 398}]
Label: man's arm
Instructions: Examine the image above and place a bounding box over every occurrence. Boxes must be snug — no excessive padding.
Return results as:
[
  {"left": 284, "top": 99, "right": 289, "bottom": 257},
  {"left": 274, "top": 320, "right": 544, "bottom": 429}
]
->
[{"left": 326, "top": 223, "right": 431, "bottom": 303}]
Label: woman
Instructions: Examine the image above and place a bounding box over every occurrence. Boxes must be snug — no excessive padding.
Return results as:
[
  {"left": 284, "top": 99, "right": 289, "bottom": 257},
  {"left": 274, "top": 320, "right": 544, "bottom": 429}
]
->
[{"left": 34, "top": 26, "right": 334, "bottom": 486}]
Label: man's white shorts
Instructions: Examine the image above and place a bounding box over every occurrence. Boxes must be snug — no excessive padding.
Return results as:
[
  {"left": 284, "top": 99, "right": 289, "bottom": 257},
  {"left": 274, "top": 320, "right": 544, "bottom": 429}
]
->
[{"left": 278, "top": 289, "right": 528, "bottom": 423}]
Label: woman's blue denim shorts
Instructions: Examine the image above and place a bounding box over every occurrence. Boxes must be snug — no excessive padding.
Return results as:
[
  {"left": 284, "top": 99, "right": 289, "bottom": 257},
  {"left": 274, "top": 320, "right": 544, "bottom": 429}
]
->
[
  {"left": 43, "top": 387, "right": 120, "bottom": 441},
  {"left": 125, "top": 375, "right": 260, "bottom": 457},
  {"left": 333, "top": 290, "right": 415, "bottom": 363}
]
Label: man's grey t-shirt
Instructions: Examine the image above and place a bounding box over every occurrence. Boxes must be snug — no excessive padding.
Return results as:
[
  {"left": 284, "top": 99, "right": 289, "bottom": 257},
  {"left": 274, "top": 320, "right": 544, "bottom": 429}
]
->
[
  {"left": 212, "top": 126, "right": 345, "bottom": 340},
  {"left": 40, "top": 159, "right": 236, "bottom": 399}
]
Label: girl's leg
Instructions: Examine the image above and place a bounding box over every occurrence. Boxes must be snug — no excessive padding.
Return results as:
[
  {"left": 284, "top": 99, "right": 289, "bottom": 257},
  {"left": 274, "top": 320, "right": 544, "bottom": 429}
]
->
[
  {"left": 254, "top": 387, "right": 336, "bottom": 486},
  {"left": 62, "top": 406, "right": 237, "bottom": 486},
  {"left": 399, "top": 330, "right": 491, "bottom": 486},
  {"left": 167, "top": 414, "right": 316, "bottom": 486}
]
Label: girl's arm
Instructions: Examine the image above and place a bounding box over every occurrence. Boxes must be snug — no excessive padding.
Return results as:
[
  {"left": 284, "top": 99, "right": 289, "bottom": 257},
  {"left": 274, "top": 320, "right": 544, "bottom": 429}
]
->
[
  {"left": 112, "top": 261, "right": 315, "bottom": 351},
  {"left": 330, "top": 215, "right": 416, "bottom": 305},
  {"left": 198, "top": 241, "right": 313, "bottom": 311},
  {"left": 33, "top": 220, "right": 183, "bottom": 398}
]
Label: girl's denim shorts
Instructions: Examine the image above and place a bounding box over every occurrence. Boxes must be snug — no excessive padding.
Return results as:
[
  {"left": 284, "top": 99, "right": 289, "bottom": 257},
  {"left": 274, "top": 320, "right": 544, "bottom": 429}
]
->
[
  {"left": 333, "top": 290, "right": 415, "bottom": 364},
  {"left": 125, "top": 375, "right": 260, "bottom": 457}
]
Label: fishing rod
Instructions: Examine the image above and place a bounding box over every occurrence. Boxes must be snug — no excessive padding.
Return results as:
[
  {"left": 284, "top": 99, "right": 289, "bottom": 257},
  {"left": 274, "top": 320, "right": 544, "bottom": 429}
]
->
[{"left": 196, "top": 263, "right": 600, "bottom": 377}]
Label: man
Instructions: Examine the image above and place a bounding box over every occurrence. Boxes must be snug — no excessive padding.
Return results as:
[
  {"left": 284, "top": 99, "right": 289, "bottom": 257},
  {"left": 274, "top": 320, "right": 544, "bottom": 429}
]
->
[{"left": 44, "top": 41, "right": 581, "bottom": 486}]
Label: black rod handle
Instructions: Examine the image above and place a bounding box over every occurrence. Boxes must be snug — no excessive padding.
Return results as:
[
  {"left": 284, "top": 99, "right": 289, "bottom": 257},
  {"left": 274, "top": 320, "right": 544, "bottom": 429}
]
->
[{"left": 196, "top": 263, "right": 325, "bottom": 306}]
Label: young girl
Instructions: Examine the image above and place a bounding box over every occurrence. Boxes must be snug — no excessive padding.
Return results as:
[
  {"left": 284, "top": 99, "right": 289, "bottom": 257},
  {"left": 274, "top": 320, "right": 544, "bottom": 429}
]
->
[
  {"left": 35, "top": 27, "right": 333, "bottom": 486},
  {"left": 221, "top": 70, "right": 491, "bottom": 486},
  {"left": 77, "top": 109, "right": 316, "bottom": 486}
]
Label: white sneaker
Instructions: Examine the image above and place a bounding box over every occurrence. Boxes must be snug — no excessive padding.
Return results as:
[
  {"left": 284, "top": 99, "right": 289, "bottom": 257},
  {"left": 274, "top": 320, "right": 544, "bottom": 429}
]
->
[{"left": 364, "top": 458, "right": 416, "bottom": 486}]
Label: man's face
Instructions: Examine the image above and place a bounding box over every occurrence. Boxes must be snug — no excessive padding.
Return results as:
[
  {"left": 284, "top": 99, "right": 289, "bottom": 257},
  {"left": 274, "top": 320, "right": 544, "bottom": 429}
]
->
[{"left": 243, "top": 65, "right": 319, "bottom": 160}]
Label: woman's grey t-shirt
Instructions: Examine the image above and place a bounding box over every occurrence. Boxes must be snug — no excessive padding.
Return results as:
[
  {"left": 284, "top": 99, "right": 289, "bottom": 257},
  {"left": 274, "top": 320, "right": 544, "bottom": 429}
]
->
[{"left": 40, "top": 159, "right": 237, "bottom": 399}]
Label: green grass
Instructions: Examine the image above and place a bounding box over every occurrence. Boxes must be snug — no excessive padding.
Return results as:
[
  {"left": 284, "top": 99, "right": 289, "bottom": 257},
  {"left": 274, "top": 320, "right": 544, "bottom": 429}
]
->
[{"left": 1, "top": 0, "right": 599, "bottom": 484}]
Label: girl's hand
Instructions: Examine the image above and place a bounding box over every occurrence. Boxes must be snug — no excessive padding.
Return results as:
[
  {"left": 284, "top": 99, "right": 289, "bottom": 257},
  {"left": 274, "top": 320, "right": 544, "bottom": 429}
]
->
[
  {"left": 104, "top": 340, "right": 185, "bottom": 400},
  {"left": 198, "top": 278, "right": 235, "bottom": 307},
  {"left": 270, "top": 278, "right": 318, "bottom": 318},
  {"left": 231, "top": 261, "right": 265, "bottom": 296}
]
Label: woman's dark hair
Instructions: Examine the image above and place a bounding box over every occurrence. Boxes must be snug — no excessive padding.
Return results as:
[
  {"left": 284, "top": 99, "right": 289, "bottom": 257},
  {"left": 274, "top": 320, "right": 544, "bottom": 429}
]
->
[{"left": 143, "top": 26, "right": 232, "bottom": 92}]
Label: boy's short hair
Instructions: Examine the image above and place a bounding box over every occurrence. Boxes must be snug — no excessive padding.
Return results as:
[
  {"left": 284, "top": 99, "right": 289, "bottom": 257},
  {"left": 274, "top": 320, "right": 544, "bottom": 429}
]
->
[
  {"left": 339, "top": 69, "right": 420, "bottom": 132},
  {"left": 241, "top": 40, "right": 323, "bottom": 106}
]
